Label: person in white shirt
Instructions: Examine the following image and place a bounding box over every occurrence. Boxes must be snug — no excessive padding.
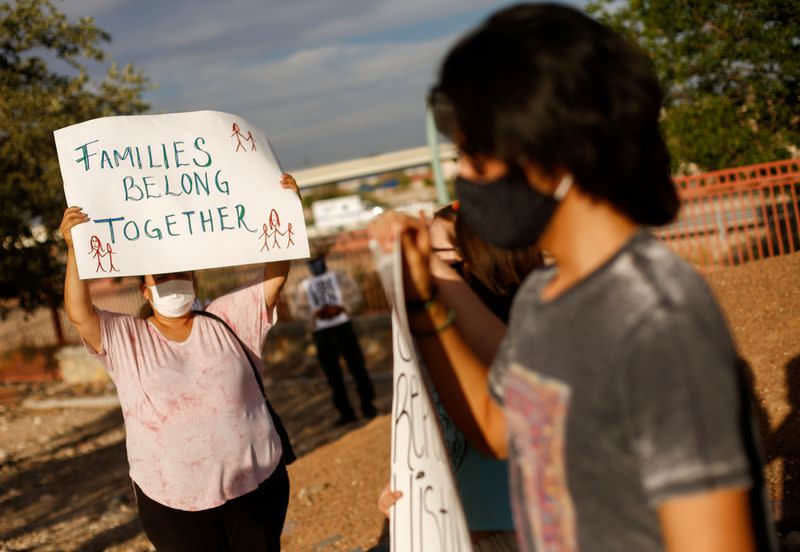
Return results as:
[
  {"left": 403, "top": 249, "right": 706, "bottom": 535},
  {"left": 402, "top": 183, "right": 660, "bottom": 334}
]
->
[{"left": 294, "top": 254, "right": 376, "bottom": 425}]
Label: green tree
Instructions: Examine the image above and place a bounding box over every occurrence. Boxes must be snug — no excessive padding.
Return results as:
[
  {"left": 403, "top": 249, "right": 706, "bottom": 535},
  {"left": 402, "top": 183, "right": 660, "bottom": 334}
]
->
[
  {"left": 0, "top": 0, "right": 148, "bottom": 328},
  {"left": 587, "top": 0, "right": 800, "bottom": 172}
]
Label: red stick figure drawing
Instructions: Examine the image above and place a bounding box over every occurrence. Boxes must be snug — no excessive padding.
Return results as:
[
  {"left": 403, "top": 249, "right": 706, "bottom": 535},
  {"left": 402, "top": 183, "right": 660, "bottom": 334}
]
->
[
  {"left": 246, "top": 130, "right": 257, "bottom": 151},
  {"left": 258, "top": 223, "right": 270, "bottom": 252},
  {"left": 269, "top": 209, "right": 280, "bottom": 229},
  {"left": 231, "top": 123, "right": 247, "bottom": 152},
  {"left": 88, "top": 236, "right": 120, "bottom": 272},
  {"left": 269, "top": 209, "right": 284, "bottom": 250},
  {"left": 88, "top": 235, "right": 106, "bottom": 273},
  {"left": 232, "top": 122, "right": 257, "bottom": 152},
  {"left": 103, "top": 243, "right": 120, "bottom": 272},
  {"left": 285, "top": 222, "right": 295, "bottom": 247}
]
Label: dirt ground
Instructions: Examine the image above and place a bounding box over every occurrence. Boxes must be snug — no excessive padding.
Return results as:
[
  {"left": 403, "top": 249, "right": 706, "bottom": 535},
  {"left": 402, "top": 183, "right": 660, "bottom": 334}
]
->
[
  {"left": 0, "top": 323, "right": 394, "bottom": 552},
  {"left": 705, "top": 253, "right": 800, "bottom": 528},
  {"left": 1, "top": 252, "right": 800, "bottom": 551}
]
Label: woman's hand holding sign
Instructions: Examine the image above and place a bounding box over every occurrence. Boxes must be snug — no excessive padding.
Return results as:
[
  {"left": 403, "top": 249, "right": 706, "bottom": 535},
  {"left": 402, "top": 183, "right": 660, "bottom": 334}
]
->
[
  {"left": 368, "top": 211, "right": 509, "bottom": 458},
  {"left": 280, "top": 173, "right": 300, "bottom": 198},
  {"left": 60, "top": 206, "right": 90, "bottom": 250},
  {"left": 368, "top": 210, "right": 433, "bottom": 304},
  {"left": 60, "top": 206, "right": 102, "bottom": 353},
  {"left": 378, "top": 482, "right": 403, "bottom": 518}
]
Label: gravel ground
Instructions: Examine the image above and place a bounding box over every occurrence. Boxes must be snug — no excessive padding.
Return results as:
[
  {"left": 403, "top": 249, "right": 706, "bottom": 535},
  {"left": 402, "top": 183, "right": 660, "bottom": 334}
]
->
[
  {"left": 705, "top": 252, "right": 800, "bottom": 529},
  {"left": 1, "top": 252, "right": 799, "bottom": 550},
  {"left": 0, "top": 324, "right": 393, "bottom": 552}
]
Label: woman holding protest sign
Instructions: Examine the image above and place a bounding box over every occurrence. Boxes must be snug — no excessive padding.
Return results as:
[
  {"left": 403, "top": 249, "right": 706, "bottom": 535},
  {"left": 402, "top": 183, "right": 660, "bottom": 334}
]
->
[
  {"left": 369, "top": 5, "right": 776, "bottom": 551},
  {"left": 378, "top": 202, "right": 543, "bottom": 550},
  {"left": 60, "top": 174, "right": 300, "bottom": 551}
]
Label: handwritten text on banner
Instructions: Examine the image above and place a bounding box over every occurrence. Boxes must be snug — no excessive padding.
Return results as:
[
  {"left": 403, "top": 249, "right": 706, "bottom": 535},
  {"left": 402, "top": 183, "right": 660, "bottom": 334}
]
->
[
  {"left": 55, "top": 110, "right": 309, "bottom": 279},
  {"left": 373, "top": 242, "right": 473, "bottom": 552}
]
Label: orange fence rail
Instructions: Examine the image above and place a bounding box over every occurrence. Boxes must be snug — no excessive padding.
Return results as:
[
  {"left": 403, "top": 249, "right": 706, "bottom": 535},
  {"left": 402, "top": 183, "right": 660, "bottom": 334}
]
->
[{"left": 656, "top": 159, "right": 800, "bottom": 268}]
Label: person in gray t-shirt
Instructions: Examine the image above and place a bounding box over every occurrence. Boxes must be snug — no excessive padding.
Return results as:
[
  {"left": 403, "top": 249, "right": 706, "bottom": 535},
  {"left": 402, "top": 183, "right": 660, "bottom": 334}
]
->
[
  {"left": 369, "top": 4, "right": 776, "bottom": 551},
  {"left": 488, "top": 231, "right": 775, "bottom": 551}
]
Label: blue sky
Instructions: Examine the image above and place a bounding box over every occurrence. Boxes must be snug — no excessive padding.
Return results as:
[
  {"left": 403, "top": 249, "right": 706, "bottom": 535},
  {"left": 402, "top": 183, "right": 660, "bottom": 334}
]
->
[{"left": 61, "top": 0, "right": 586, "bottom": 170}]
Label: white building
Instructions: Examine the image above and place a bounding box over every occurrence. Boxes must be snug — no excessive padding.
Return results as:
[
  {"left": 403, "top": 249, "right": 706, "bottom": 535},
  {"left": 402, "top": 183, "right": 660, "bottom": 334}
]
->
[{"left": 311, "top": 195, "right": 383, "bottom": 234}]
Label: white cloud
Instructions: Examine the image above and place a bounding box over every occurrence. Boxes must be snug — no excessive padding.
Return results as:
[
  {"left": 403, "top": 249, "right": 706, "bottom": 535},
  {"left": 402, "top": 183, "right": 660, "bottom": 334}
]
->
[
  {"left": 64, "top": 0, "right": 587, "bottom": 167},
  {"left": 137, "top": 33, "right": 453, "bottom": 166},
  {"left": 303, "top": 0, "right": 495, "bottom": 42},
  {"left": 92, "top": 0, "right": 368, "bottom": 61}
]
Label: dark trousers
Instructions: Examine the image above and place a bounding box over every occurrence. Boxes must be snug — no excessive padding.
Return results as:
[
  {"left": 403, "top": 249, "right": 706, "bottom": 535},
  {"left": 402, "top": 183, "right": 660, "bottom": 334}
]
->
[
  {"left": 134, "top": 462, "right": 290, "bottom": 552},
  {"left": 312, "top": 321, "right": 375, "bottom": 418}
]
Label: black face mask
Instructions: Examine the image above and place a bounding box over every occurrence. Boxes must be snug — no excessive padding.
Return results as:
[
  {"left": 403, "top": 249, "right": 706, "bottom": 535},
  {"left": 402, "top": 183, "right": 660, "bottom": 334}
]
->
[{"left": 455, "top": 168, "right": 573, "bottom": 250}]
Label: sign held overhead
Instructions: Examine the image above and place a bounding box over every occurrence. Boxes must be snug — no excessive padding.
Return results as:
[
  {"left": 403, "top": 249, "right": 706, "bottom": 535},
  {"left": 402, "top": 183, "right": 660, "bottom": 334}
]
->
[{"left": 55, "top": 110, "right": 309, "bottom": 279}]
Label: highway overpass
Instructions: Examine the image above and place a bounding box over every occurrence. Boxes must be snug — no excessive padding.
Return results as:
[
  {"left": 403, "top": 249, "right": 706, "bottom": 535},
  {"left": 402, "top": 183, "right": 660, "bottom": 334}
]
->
[{"left": 291, "top": 143, "right": 457, "bottom": 189}]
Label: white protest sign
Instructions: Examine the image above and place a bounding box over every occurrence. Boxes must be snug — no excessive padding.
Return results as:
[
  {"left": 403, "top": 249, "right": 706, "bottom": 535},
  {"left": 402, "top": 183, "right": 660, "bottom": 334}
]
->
[
  {"left": 373, "top": 242, "right": 473, "bottom": 552},
  {"left": 55, "top": 110, "right": 310, "bottom": 279}
]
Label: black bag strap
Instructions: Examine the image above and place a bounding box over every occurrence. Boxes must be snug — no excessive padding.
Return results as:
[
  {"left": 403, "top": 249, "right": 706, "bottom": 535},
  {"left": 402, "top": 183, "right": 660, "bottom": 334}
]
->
[{"left": 194, "top": 310, "right": 296, "bottom": 465}]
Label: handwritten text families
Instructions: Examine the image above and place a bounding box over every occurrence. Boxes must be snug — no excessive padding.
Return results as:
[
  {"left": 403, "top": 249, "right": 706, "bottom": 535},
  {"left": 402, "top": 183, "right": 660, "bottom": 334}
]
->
[
  {"left": 72, "top": 137, "right": 272, "bottom": 245},
  {"left": 56, "top": 111, "right": 310, "bottom": 278}
]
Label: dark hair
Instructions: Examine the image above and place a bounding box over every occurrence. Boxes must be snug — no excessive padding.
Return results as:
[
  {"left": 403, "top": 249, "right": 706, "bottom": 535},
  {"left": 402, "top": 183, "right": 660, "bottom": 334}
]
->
[
  {"left": 137, "top": 301, "right": 153, "bottom": 319},
  {"left": 430, "top": 3, "right": 679, "bottom": 225},
  {"left": 455, "top": 213, "right": 543, "bottom": 296},
  {"left": 433, "top": 203, "right": 458, "bottom": 223},
  {"left": 432, "top": 203, "right": 458, "bottom": 246}
]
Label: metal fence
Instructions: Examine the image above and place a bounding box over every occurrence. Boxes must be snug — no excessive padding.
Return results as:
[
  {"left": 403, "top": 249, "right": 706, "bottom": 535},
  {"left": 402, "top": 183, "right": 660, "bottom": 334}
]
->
[
  {"left": 2, "top": 158, "right": 799, "bottom": 356},
  {"left": 0, "top": 281, "right": 145, "bottom": 355},
  {"left": 656, "top": 159, "right": 800, "bottom": 268}
]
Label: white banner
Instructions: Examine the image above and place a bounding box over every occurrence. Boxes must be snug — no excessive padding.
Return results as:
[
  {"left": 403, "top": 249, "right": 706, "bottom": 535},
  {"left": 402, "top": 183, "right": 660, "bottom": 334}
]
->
[
  {"left": 373, "top": 241, "right": 473, "bottom": 552},
  {"left": 55, "top": 110, "right": 310, "bottom": 279}
]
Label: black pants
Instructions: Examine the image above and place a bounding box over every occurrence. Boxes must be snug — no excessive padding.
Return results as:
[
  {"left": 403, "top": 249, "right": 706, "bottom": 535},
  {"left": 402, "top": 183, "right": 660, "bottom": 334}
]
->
[
  {"left": 134, "top": 462, "right": 290, "bottom": 552},
  {"left": 312, "top": 321, "right": 375, "bottom": 418}
]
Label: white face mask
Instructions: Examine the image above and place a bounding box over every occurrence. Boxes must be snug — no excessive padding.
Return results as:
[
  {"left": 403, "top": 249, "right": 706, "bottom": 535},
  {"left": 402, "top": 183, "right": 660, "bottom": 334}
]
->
[{"left": 148, "top": 279, "right": 196, "bottom": 318}]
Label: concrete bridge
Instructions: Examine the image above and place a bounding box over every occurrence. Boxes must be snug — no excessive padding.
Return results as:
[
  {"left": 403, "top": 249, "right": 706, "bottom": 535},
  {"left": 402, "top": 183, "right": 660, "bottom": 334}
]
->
[{"left": 291, "top": 143, "right": 457, "bottom": 189}]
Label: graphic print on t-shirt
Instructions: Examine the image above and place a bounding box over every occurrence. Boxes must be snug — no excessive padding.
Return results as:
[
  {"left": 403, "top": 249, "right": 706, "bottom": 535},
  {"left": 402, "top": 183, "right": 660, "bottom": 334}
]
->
[
  {"left": 504, "top": 364, "right": 576, "bottom": 552},
  {"left": 305, "top": 272, "right": 349, "bottom": 331},
  {"left": 306, "top": 272, "right": 342, "bottom": 310}
]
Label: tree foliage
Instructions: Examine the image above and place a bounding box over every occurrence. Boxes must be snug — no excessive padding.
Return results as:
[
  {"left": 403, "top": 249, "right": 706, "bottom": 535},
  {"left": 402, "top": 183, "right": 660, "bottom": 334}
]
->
[
  {"left": 0, "top": 0, "right": 148, "bottom": 313},
  {"left": 587, "top": 0, "right": 800, "bottom": 172}
]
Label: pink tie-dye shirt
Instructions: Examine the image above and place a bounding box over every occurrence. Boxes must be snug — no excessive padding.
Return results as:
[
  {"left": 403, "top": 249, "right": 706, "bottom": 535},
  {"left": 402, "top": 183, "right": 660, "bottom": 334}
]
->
[{"left": 88, "top": 280, "right": 282, "bottom": 511}]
